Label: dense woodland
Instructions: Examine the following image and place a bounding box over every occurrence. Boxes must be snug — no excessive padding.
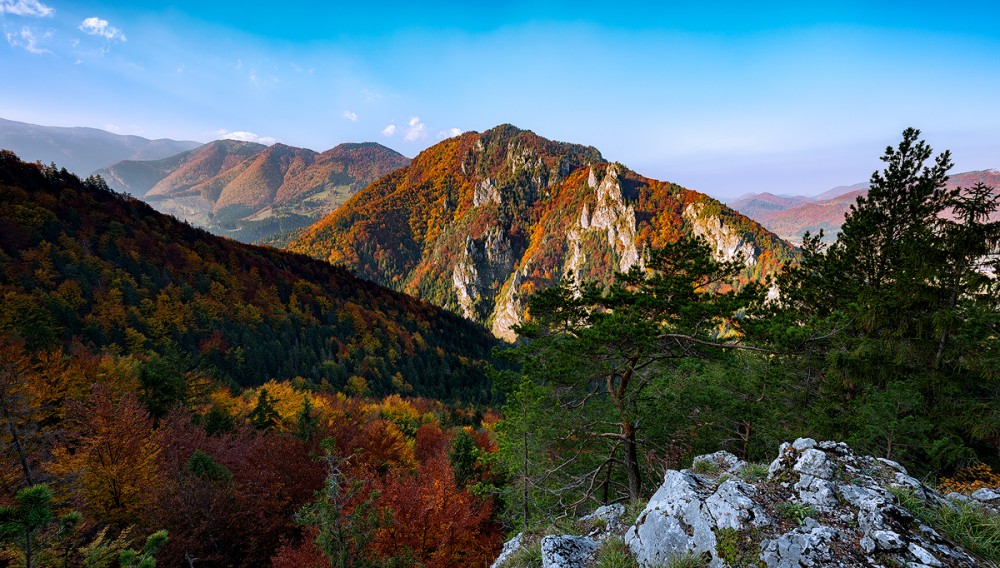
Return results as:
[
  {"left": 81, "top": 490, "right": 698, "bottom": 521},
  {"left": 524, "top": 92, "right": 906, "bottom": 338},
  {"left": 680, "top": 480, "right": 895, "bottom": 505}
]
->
[
  {"left": 0, "top": 150, "right": 502, "bottom": 566},
  {"left": 0, "top": 151, "right": 497, "bottom": 402},
  {"left": 1, "top": 127, "right": 998, "bottom": 567}
]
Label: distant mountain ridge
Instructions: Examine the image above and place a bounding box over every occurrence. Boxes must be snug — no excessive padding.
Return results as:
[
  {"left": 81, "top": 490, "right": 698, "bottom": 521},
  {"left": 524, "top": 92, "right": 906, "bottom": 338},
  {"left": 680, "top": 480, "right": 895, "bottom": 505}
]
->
[
  {"left": 290, "top": 124, "right": 795, "bottom": 340},
  {"left": 729, "top": 170, "right": 1000, "bottom": 244},
  {"left": 0, "top": 116, "right": 202, "bottom": 176},
  {"left": 97, "top": 139, "right": 410, "bottom": 245}
]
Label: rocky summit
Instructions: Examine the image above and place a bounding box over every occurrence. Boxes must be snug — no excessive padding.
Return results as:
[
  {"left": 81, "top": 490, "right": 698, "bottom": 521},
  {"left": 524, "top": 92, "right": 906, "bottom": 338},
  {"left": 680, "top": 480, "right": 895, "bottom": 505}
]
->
[
  {"left": 291, "top": 124, "right": 793, "bottom": 341},
  {"left": 494, "top": 439, "right": 995, "bottom": 567}
]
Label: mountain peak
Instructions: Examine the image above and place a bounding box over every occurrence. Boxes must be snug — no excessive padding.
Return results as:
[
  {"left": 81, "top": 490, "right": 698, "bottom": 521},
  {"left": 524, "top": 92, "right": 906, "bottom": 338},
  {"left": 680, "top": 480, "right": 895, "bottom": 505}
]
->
[
  {"left": 97, "top": 138, "right": 409, "bottom": 244},
  {"left": 291, "top": 126, "right": 792, "bottom": 340}
]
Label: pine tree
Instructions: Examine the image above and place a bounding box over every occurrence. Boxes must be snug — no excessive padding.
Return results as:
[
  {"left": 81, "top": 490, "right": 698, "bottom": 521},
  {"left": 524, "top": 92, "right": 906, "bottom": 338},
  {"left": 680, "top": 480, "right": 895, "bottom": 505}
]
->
[
  {"left": 448, "top": 429, "right": 479, "bottom": 489},
  {"left": 0, "top": 484, "right": 67, "bottom": 568},
  {"left": 500, "top": 236, "right": 765, "bottom": 512},
  {"left": 777, "top": 128, "right": 1000, "bottom": 469},
  {"left": 295, "top": 395, "right": 319, "bottom": 443},
  {"left": 248, "top": 388, "right": 280, "bottom": 431},
  {"left": 295, "top": 440, "right": 384, "bottom": 568}
]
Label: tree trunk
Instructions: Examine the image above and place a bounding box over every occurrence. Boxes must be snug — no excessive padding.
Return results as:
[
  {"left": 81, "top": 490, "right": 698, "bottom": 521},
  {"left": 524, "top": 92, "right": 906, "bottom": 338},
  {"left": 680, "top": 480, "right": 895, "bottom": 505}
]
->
[
  {"left": 0, "top": 393, "right": 33, "bottom": 486},
  {"left": 522, "top": 411, "right": 530, "bottom": 531},
  {"left": 25, "top": 530, "right": 33, "bottom": 568},
  {"left": 623, "top": 421, "right": 641, "bottom": 500}
]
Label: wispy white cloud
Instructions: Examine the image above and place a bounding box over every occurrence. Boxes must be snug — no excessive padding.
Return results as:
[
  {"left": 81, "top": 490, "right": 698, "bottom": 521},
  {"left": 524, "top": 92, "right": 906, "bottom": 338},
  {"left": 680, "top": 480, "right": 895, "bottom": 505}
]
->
[
  {"left": 0, "top": 0, "right": 53, "bottom": 17},
  {"left": 343, "top": 111, "right": 358, "bottom": 122},
  {"left": 5, "top": 26, "right": 51, "bottom": 54},
  {"left": 79, "top": 17, "right": 126, "bottom": 42},
  {"left": 438, "top": 127, "right": 462, "bottom": 139},
  {"left": 216, "top": 129, "right": 278, "bottom": 145},
  {"left": 404, "top": 116, "right": 427, "bottom": 142},
  {"left": 382, "top": 124, "right": 396, "bottom": 137},
  {"left": 247, "top": 67, "right": 279, "bottom": 86}
]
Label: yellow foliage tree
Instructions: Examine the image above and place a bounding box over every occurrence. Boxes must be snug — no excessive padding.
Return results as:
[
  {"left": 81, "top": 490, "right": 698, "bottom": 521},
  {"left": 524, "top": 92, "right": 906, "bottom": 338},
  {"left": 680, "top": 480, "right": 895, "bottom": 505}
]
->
[{"left": 49, "top": 385, "right": 163, "bottom": 525}]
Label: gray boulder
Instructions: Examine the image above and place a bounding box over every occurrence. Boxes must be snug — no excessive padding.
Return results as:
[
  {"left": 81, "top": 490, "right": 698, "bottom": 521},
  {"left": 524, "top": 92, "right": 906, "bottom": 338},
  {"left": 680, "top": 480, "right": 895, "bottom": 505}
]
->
[
  {"left": 578, "top": 503, "right": 627, "bottom": 538},
  {"left": 759, "top": 518, "right": 840, "bottom": 567},
  {"left": 492, "top": 439, "right": 993, "bottom": 568},
  {"left": 625, "top": 469, "right": 767, "bottom": 567},
  {"left": 541, "top": 535, "right": 598, "bottom": 568},
  {"left": 490, "top": 532, "right": 524, "bottom": 568}
]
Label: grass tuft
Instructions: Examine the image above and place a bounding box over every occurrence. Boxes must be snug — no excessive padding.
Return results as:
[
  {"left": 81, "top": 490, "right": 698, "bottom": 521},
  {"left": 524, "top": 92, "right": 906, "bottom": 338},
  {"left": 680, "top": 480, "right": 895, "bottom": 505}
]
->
[
  {"left": 691, "top": 459, "right": 722, "bottom": 475},
  {"left": 738, "top": 462, "right": 771, "bottom": 483},
  {"left": 890, "top": 486, "right": 1000, "bottom": 564},
  {"left": 665, "top": 551, "right": 711, "bottom": 568},
  {"left": 501, "top": 539, "right": 543, "bottom": 568},
  {"left": 594, "top": 537, "right": 639, "bottom": 568}
]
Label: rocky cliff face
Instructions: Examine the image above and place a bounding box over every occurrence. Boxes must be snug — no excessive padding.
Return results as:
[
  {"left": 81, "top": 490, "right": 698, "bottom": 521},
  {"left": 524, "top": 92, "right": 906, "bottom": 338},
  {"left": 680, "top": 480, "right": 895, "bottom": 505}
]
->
[
  {"left": 684, "top": 202, "right": 759, "bottom": 266},
  {"left": 494, "top": 440, "right": 996, "bottom": 567},
  {"left": 291, "top": 125, "right": 795, "bottom": 341}
]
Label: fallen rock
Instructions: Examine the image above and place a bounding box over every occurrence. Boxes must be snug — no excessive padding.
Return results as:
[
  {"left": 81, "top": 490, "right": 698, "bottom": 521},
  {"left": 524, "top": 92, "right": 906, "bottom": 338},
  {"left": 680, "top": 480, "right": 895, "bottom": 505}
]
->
[{"left": 540, "top": 535, "right": 598, "bottom": 568}]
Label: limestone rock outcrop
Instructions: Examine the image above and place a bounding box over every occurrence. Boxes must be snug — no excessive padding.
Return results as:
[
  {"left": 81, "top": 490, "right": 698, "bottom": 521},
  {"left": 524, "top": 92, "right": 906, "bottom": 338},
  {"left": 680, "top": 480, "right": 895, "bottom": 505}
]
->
[{"left": 494, "top": 440, "right": 994, "bottom": 567}]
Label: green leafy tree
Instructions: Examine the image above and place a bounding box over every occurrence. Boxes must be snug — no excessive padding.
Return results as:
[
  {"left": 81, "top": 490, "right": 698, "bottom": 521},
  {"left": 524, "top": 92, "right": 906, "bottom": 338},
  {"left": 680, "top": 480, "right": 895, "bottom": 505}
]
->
[{"left": 500, "top": 236, "right": 765, "bottom": 520}]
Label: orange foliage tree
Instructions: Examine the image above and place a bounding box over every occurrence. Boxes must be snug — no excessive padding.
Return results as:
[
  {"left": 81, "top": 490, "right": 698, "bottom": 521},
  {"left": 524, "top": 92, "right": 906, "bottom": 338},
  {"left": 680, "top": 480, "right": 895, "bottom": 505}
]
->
[
  {"left": 49, "top": 385, "right": 164, "bottom": 526},
  {"left": 371, "top": 456, "right": 501, "bottom": 567}
]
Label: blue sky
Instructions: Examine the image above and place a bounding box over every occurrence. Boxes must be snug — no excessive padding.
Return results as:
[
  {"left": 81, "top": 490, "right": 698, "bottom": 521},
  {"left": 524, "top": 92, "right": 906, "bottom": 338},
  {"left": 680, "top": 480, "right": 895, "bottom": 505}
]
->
[{"left": 2, "top": 0, "right": 999, "bottom": 199}]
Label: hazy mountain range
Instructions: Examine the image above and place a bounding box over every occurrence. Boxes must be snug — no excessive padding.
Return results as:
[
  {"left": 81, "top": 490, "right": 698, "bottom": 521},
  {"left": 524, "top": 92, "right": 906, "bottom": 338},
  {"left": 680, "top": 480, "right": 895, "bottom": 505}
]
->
[
  {"left": 730, "top": 171, "right": 1000, "bottom": 244},
  {"left": 0, "top": 117, "right": 201, "bottom": 176}
]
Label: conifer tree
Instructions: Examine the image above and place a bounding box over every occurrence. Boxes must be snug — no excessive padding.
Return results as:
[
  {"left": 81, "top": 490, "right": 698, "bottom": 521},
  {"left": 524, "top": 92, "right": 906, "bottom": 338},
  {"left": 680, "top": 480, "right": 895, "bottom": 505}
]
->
[
  {"left": 295, "top": 395, "right": 319, "bottom": 443},
  {"left": 248, "top": 388, "right": 280, "bottom": 431},
  {"left": 0, "top": 484, "right": 80, "bottom": 568},
  {"left": 499, "top": 236, "right": 764, "bottom": 513},
  {"left": 777, "top": 128, "right": 1000, "bottom": 469}
]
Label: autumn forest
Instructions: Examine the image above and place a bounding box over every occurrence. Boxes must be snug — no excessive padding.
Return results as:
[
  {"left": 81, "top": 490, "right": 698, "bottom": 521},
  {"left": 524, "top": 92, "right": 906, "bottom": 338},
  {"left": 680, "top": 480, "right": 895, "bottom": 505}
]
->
[{"left": 1, "top": 124, "right": 999, "bottom": 568}]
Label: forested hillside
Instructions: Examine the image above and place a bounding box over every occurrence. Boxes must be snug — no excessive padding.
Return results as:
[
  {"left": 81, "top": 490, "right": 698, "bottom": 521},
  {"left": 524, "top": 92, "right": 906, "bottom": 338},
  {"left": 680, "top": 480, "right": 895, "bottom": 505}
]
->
[
  {"left": 291, "top": 124, "right": 794, "bottom": 340},
  {"left": 0, "top": 149, "right": 505, "bottom": 567},
  {"left": 0, "top": 150, "right": 495, "bottom": 401}
]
